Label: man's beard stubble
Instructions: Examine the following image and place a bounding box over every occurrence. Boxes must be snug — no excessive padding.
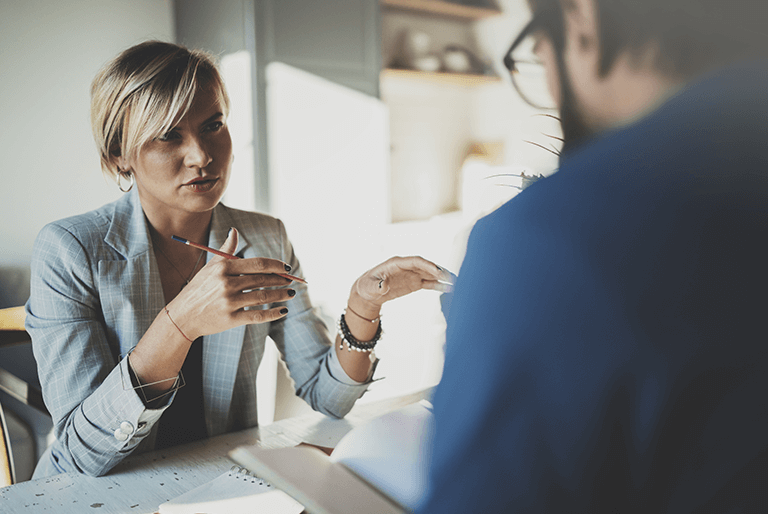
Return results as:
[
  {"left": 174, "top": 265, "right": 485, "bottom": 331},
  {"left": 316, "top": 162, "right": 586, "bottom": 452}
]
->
[{"left": 555, "top": 52, "right": 595, "bottom": 158}]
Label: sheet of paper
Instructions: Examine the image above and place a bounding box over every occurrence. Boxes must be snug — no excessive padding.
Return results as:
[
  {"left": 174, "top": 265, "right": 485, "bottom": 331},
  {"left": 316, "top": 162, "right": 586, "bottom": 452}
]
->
[
  {"left": 330, "top": 400, "right": 434, "bottom": 511},
  {"left": 157, "top": 466, "right": 303, "bottom": 514}
]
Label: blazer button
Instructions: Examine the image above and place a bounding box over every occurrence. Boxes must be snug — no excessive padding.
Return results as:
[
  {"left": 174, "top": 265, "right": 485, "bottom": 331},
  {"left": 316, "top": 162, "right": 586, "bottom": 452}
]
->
[
  {"left": 114, "top": 428, "right": 129, "bottom": 441},
  {"left": 120, "top": 421, "right": 134, "bottom": 434}
]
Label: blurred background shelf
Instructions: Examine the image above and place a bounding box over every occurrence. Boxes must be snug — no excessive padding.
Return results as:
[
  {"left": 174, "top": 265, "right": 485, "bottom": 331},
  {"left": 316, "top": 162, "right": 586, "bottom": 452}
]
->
[
  {"left": 382, "top": 67, "right": 500, "bottom": 85},
  {"left": 381, "top": 0, "right": 501, "bottom": 20}
]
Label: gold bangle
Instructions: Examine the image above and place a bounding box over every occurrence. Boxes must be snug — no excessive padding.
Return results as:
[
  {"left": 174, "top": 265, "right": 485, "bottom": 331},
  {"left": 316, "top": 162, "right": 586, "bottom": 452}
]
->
[{"left": 345, "top": 305, "right": 380, "bottom": 323}]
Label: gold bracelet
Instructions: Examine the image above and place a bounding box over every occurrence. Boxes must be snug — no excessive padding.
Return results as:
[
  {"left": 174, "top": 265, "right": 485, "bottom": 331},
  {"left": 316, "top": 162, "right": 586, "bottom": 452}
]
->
[
  {"left": 165, "top": 306, "right": 193, "bottom": 342},
  {"left": 345, "top": 304, "right": 380, "bottom": 323}
]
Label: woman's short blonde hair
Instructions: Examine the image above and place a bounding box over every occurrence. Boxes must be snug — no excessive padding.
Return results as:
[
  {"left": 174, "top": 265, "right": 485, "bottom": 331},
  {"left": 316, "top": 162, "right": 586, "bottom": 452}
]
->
[{"left": 91, "top": 40, "right": 230, "bottom": 179}]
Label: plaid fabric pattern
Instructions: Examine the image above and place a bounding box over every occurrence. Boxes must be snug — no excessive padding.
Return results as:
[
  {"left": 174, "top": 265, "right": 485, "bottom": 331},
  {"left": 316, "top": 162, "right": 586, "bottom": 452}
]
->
[{"left": 26, "top": 190, "right": 369, "bottom": 477}]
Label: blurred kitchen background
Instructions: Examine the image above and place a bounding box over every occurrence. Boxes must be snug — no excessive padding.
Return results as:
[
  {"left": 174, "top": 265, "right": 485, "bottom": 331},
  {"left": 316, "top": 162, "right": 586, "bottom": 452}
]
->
[{"left": 0, "top": 0, "right": 559, "bottom": 481}]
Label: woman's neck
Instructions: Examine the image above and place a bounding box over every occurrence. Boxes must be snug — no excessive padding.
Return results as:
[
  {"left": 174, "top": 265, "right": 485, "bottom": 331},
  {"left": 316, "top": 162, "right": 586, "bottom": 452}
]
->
[{"left": 144, "top": 205, "right": 214, "bottom": 257}]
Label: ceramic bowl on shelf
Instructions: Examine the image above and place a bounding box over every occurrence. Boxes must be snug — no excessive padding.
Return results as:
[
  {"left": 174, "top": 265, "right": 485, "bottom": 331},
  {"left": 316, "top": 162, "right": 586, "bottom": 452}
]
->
[
  {"left": 413, "top": 55, "right": 442, "bottom": 72},
  {"left": 442, "top": 49, "right": 472, "bottom": 73}
]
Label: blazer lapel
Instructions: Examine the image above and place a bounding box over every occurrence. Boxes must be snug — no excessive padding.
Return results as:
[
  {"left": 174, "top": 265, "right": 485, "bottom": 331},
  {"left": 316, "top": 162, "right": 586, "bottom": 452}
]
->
[
  {"left": 100, "top": 190, "right": 165, "bottom": 358},
  {"left": 202, "top": 204, "right": 250, "bottom": 436}
]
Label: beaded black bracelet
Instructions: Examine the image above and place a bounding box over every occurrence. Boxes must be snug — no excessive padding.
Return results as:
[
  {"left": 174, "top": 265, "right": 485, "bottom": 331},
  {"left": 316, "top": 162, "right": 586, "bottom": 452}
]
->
[{"left": 337, "top": 312, "right": 382, "bottom": 352}]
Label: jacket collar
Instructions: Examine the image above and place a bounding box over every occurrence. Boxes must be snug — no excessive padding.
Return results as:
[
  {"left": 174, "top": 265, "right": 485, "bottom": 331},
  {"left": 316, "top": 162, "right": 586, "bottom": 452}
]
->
[
  {"left": 209, "top": 203, "right": 252, "bottom": 260},
  {"left": 104, "top": 189, "right": 152, "bottom": 259},
  {"left": 103, "top": 189, "right": 251, "bottom": 259}
]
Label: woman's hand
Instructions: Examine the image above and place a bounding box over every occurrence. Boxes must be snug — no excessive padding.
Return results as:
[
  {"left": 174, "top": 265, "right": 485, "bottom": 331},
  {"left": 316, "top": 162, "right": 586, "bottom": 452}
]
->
[
  {"left": 335, "top": 256, "right": 454, "bottom": 381},
  {"left": 349, "top": 256, "right": 455, "bottom": 318},
  {"left": 167, "top": 228, "right": 296, "bottom": 340}
]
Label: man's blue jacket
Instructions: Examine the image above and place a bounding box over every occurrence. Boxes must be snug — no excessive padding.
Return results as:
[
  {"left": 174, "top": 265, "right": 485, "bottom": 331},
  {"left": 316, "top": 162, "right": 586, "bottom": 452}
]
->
[{"left": 420, "top": 59, "right": 768, "bottom": 513}]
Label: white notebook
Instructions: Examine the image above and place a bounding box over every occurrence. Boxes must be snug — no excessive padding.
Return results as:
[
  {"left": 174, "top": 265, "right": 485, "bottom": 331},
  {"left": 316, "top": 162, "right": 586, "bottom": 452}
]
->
[
  {"left": 229, "top": 401, "right": 435, "bottom": 514},
  {"left": 157, "top": 465, "right": 304, "bottom": 514}
]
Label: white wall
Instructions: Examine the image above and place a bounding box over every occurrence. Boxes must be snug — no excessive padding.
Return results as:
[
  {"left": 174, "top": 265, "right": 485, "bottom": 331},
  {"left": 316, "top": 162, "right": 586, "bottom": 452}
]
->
[{"left": 0, "top": 0, "right": 175, "bottom": 266}]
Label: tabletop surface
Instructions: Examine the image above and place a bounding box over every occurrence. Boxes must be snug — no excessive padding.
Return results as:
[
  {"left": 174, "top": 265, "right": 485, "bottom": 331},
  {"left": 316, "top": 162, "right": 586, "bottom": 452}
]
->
[{"left": 0, "top": 388, "right": 431, "bottom": 514}]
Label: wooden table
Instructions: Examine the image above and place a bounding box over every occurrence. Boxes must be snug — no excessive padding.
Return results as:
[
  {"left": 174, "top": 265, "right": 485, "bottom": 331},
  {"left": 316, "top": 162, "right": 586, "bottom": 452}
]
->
[{"left": 0, "top": 389, "right": 431, "bottom": 513}]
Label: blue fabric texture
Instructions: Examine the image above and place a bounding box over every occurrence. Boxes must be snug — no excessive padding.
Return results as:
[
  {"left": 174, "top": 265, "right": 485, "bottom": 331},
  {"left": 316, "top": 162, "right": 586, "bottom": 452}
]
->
[
  {"left": 419, "top": 60, "right": 768, "bottom": 513},
  {"left": 26, "top": 189, "right": 370, "bottom": 477}
]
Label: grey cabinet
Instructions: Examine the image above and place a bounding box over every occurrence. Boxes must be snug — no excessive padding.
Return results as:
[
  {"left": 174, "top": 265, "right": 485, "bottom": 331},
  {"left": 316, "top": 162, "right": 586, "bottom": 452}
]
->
[{"left": 261, "top": 0, "right": 381, "bottom": 97}]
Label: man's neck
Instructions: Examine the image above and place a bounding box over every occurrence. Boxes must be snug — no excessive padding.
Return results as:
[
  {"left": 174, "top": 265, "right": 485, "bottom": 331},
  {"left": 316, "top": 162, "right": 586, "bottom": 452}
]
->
[{"left": 589, "top": 53, "right": 685, "bottom": 132}]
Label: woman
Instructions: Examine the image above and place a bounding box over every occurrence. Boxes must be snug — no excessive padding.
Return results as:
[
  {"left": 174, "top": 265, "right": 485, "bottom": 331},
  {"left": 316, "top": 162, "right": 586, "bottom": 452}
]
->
[{"left": 25, "top": 40, "right": 451, "bottom": 478}]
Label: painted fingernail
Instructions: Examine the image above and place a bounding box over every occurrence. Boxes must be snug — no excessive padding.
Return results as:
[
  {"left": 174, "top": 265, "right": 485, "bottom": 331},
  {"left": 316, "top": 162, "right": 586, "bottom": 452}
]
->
[
  {"left": 287, "top": 289, "right": 296, "bottom": 297},
  {"left": 284, "top": 264, "right": 292, "bottom": 272},
  {"left": 227, "top": 227, "right": 233, "bottom": 237},
  {"left": 280, "top": 308, "right": 289, "bottom": 315}
]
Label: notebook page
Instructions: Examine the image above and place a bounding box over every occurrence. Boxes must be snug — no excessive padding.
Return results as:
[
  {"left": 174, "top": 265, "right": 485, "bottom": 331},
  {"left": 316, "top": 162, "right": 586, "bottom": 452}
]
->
[
  {"left": 157, "top": 465, "right": 304, "bottom": 514},
  {"left": 329, "top": 401, "right": 434, "bottom": 511}
]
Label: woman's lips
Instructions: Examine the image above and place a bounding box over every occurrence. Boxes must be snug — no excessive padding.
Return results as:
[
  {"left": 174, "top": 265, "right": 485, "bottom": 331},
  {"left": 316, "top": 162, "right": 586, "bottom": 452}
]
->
[{"left": 184, "top": 177, "right": 218, "bottom": 193}]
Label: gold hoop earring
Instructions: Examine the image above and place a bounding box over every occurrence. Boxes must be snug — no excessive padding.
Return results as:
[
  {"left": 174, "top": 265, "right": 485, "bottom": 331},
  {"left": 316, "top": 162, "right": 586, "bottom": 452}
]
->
[{"left": 117, "top": 170, "right": 134, "bottom": 193}]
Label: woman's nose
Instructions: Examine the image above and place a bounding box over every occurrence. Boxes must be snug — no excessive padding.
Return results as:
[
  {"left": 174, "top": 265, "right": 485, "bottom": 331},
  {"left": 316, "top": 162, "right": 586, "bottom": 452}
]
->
[{"left": 183, "top": 135, "right": 212, "bottom": 169}]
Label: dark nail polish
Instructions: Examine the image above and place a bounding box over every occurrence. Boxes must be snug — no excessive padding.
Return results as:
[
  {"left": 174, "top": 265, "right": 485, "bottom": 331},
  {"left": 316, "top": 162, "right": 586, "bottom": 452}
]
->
[
  {"left": 280, "top": 308, "right": 289, "bottom": 315},
  {"left": 284, "top": 264, "right": 292, "bottom": 272},
  {"left": 287, "top": 289, "right": 296, "bottom": 297}
]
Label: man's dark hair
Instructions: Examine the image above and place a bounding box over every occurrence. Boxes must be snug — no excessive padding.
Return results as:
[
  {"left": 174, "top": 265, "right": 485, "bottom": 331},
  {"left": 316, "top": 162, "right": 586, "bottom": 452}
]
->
[
  {"left": 524, "top": 0, "right": 768, "bottom": 154},
  {"left": 594, "top": 0, "right": 768, "bottom": 78},
  {"left": 530, "top": 0, "right": 768, "bottom": 79}
]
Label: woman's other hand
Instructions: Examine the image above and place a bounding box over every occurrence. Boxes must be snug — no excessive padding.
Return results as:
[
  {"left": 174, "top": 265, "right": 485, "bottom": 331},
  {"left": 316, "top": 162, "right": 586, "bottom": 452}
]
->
[
  {"left": 350, "top": 256, "right": 455, "bottom": 315},
  {"left": 336, "top": 256, "right": 454, "bottom": 381}
]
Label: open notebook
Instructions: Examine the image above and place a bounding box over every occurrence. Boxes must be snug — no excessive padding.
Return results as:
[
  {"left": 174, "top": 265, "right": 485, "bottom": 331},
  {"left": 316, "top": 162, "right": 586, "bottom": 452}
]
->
[{"left": 229, "top": 401, "right": 435, "bottom": 514}]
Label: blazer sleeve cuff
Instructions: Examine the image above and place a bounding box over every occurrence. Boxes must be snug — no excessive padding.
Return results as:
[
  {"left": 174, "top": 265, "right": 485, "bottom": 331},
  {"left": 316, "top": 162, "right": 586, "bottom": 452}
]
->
[{"left": 81, "top": 357, "right": 170, "bottom": 448}]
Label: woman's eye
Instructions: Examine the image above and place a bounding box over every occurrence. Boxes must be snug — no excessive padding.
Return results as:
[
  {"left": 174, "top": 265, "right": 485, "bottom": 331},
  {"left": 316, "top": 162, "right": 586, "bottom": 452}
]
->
[
  {"left": 157, "top": 130, "right": 180, "bottom": 142},
  {"left": 205, "top": 121, "right": 224, "bottom": 132}
]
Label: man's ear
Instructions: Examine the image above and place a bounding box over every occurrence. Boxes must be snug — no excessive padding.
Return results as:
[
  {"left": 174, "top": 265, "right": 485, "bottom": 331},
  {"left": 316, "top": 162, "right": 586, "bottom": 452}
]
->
[{"left": 562, "top": 0, "right": 599, "bottom": 55}]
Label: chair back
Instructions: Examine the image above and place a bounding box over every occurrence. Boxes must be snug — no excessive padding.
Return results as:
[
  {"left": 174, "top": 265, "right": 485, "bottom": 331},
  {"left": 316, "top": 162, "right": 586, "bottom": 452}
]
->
[
  {"left": 0, "top": 402, "right": 15, "bottom": 487},
  {"left": 0, "top": 306, "right": 26, "bottom": 331},
  {"left": 0, "top": 306, "right": 29, "bottom": 346}
]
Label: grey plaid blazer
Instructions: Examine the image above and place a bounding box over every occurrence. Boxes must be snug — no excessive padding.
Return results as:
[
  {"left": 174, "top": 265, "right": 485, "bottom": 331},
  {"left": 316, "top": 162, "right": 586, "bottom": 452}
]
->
[{"left": 26, "top": 189, "right": 369, "bottom": 477}]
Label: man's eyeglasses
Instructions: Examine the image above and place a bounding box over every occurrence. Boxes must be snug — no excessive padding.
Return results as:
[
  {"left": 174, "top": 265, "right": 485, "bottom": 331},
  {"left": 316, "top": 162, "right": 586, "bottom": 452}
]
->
[{"left": 503, "top": 12, "right": 558, "bottom": 111}]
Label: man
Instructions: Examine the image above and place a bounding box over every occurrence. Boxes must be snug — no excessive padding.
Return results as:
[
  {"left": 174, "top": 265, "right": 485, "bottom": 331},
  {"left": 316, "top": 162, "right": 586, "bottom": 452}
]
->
[{"left": 419, "top": 0, "right": 767, "bottom": 512}]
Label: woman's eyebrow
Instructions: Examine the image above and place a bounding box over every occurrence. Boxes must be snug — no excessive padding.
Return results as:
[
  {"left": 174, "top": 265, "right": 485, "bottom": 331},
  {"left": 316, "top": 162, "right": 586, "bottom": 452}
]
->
[{"left": 201, "top": 112, "right": 224, "bottom": 124}]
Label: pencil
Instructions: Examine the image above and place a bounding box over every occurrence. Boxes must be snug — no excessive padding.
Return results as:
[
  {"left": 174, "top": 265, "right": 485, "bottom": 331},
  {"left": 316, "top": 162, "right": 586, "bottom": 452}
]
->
[{"left": 171, "top": 235, "right": 307, "bottom": 284}]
